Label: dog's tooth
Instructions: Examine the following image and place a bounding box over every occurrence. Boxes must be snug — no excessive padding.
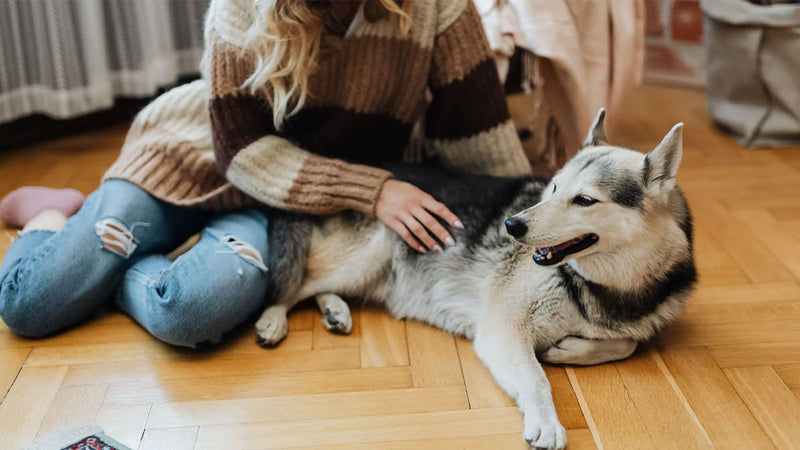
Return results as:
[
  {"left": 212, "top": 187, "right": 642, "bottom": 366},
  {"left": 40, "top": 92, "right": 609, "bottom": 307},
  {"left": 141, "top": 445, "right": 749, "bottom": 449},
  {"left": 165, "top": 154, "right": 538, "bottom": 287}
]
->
[{"left": 547, "top": 251, "right": 553, "bottom": 260}]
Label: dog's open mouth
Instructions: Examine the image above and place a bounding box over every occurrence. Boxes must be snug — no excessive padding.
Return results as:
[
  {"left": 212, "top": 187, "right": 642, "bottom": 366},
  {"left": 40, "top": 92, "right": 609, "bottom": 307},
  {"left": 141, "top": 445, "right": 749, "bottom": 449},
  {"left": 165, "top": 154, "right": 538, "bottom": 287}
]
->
[{"left": 532, "top": 233, "right": 599, "bottom": 266}]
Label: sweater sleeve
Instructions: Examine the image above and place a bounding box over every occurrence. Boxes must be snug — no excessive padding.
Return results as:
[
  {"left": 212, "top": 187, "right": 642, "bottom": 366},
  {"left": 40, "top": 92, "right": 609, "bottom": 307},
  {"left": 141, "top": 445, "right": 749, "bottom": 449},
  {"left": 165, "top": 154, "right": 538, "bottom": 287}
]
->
[
  {"left": 425, "top": 0, "right": 532, "bottom": 177},
  {"left": 203, "top": 0, "right": 392, "bottom": 216}
]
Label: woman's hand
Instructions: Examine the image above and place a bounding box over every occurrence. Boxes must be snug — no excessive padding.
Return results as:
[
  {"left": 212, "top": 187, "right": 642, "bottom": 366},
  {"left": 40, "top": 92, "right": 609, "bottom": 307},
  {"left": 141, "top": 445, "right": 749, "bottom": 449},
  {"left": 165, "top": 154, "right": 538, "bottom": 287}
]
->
[{"left": 375, "top": 179, "right": 464, "bottom": 253}]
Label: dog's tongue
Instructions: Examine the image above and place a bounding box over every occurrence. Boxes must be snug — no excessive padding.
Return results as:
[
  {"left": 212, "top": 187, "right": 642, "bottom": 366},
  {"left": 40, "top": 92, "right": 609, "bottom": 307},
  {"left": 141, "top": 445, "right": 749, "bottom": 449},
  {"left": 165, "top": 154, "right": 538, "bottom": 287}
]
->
[
  {"left": 553, "top": 240, "right": 576, "bottom": 252},
  {"left": 536, "top": 237, "right": 584, "bottom": 256}
]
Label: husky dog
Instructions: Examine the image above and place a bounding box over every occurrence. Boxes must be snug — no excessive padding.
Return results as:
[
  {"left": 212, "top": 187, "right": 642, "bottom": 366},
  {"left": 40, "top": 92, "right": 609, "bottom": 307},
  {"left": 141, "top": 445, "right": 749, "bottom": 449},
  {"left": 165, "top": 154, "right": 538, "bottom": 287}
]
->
[{"left": 254, "top": 110, "right": 696, "bottom": 449}]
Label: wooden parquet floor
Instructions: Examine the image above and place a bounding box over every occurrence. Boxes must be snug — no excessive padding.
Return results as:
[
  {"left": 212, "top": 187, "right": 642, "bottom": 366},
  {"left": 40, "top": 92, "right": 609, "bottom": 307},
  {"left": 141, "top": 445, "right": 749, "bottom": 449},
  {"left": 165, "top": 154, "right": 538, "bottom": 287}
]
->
[{"left": 1, "top": 85, "right": 800, "bottom": 449}]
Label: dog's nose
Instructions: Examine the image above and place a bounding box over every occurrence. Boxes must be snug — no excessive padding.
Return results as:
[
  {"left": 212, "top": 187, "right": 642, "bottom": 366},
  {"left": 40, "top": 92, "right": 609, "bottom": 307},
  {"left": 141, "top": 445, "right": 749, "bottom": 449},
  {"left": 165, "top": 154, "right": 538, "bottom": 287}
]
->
[{"left": 504, "top": 217, "right": 528, "bottom": 238}]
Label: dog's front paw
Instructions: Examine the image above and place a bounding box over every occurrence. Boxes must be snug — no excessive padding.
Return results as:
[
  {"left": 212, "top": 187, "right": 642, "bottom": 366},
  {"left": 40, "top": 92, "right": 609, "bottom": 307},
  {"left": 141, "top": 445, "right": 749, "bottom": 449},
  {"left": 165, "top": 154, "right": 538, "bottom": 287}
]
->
[
  {"left": 524, "top": 415, "right": 567, "bottom": 450},
  {"left": 255, "top": 307, "right": 288, "bottom": 347}
]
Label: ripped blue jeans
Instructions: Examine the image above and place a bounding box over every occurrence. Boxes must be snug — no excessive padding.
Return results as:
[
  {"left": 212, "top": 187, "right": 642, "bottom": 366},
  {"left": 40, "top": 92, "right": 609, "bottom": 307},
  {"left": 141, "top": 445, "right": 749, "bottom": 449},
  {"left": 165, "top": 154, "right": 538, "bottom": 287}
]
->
[{"left": 0, "top": 179, "right": 270, "bottom": 348}]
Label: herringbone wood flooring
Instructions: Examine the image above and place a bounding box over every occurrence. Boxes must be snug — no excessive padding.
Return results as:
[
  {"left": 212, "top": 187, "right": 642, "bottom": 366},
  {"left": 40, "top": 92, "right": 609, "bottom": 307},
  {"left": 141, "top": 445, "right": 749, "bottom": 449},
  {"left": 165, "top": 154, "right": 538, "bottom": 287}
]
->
[{"left": 1, "top": 85, "right": 799, "bottom": 449}]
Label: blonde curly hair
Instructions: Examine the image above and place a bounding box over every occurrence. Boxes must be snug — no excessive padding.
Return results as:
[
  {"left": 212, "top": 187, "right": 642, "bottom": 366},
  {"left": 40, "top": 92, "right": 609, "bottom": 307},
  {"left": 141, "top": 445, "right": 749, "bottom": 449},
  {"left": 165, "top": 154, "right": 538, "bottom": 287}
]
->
[{"left": 243, "top": 0, "right": 412, "bottom": 129}]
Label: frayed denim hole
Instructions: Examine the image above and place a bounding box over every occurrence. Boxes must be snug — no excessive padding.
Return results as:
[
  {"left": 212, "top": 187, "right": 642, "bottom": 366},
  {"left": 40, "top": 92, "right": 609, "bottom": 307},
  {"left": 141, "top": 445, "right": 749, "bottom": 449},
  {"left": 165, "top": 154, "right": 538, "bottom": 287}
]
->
[
  {"left": 218, "top": 234, "right": 268, "bottom": 272},
  {"left": 94, "top": 217, "right": 148, "bottom": 258}
]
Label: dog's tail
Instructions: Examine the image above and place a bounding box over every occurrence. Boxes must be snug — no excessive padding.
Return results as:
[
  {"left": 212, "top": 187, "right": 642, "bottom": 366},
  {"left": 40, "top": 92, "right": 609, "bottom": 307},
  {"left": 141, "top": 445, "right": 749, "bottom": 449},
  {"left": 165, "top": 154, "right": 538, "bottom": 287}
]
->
[{"left": 265, "top": 211, "right": 312, "bottom": 305}]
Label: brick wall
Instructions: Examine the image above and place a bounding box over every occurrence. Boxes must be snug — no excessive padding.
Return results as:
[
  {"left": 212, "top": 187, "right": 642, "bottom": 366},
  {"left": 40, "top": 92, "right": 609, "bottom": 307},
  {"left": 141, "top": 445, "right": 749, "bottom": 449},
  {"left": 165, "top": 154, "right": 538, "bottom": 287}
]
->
[{"left": 644, "top": 0, "right": 706, "bottom": 88}]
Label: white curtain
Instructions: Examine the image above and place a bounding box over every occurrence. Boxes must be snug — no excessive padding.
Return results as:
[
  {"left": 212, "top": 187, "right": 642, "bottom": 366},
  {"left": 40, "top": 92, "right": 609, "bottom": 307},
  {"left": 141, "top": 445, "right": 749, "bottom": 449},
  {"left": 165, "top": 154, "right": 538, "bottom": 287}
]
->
[{"left": 0, "top": 0, "right": 209, "bottom": 124}]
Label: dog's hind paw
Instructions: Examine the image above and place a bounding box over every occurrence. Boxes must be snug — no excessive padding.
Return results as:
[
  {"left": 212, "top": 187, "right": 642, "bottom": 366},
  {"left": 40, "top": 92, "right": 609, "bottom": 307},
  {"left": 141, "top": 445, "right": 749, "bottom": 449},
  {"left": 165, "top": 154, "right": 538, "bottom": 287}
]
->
[
  {"left": 255, "top": 306, "right": 289, "bottom": 347},
  {"left": 524, "top": 418, "right": 567, "bottom": 450},
  {"left": 316, "top": 294, "right": 352, "bottom": 334},
  {"left": 323, "top": 306, "right": 352, "bottom": 334}
]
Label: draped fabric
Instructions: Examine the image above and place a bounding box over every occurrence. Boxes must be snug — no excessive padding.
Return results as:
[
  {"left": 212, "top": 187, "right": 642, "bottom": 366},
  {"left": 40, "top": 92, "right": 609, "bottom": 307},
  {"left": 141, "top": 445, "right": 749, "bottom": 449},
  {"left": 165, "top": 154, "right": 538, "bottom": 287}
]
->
[
  {"left": 0, "top": 0, "right": 209, "bottom": 124},
  {"left": 475, "top": 0, "right": 645, "bottom": 172}
]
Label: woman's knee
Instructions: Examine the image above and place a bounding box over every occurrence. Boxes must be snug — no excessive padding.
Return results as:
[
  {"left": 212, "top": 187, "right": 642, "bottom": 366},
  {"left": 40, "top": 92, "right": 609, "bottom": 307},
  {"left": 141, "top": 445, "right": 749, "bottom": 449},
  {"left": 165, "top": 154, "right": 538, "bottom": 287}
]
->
[
  {"left": 146, "top": 311, "right": 218, "bottom": 348},
  {"left": 0, "top": 226, "right": 132, "bottom": 338},
  {"left": 143, "top": 276, "right": 267, "bottom": 348},
  {"left": 0, "top": 276, "right": 66, "bottom": 338}
]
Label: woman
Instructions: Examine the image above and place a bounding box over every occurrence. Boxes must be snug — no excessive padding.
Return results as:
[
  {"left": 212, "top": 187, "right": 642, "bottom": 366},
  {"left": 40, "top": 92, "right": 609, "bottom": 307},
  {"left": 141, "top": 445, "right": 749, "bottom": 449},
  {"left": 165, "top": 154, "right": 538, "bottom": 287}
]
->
[{"left": 0, "top": 0, "right": 531, "bottom": 347}]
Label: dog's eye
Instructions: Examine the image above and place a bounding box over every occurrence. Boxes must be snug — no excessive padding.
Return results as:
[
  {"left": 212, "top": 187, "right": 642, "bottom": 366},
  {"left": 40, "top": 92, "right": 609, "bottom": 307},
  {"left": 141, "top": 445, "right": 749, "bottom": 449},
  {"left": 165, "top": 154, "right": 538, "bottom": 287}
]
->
[{"left": 572, "top": 195, "right": 598, "bottom": 207}]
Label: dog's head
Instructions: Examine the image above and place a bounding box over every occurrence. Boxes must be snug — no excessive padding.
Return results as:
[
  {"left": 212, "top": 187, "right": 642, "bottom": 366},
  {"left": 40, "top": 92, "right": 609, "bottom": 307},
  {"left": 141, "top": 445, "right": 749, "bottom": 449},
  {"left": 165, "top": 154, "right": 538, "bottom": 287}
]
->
[{"left": 505, "top": 109, "right": 690, "bottom": 267}]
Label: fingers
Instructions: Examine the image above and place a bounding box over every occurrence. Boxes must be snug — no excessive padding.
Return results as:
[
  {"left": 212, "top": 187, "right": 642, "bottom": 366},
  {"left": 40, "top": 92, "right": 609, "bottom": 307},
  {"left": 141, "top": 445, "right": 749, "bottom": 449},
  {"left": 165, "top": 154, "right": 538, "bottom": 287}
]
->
[
  {"left": 403, "top": 215, "right": 442, "bottom": 252},
  {"left": 412, "top": 208, "right": 455, "bottom": 248},
  {"left": 422, "top": 198, "right": 463, "bottom": 229},
  {"left": 389, "top": 220, "right": 427, "bottom": 253},
  {"left": 374, "top": 180, "right": 466, "bottom": 254}
]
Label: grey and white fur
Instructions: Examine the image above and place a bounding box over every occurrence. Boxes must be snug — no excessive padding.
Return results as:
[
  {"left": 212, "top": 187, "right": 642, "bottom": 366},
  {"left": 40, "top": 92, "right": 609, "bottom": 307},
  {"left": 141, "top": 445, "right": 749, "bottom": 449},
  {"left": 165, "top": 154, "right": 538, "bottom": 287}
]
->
[{"left": 254, "top": 109, "right": 696, "bottom": 450}]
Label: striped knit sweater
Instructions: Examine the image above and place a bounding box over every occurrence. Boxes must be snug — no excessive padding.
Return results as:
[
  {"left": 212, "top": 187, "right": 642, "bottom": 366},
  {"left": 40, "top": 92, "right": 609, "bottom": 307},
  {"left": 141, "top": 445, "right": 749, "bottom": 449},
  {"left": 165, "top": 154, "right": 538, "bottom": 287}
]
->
[{"left": 104, "top": 0, "right": 531, "bottom": 215}]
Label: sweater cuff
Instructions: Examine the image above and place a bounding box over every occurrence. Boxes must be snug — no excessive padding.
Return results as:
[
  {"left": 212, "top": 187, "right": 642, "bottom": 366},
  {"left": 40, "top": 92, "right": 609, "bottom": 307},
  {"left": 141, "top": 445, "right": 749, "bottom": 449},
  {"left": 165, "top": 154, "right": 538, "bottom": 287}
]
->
[
  {"left": 226, "top": 135, "right": 393, "bottom": 216},
  {"left": 291, "top": 155, "right": 394, "bottom": 216}
]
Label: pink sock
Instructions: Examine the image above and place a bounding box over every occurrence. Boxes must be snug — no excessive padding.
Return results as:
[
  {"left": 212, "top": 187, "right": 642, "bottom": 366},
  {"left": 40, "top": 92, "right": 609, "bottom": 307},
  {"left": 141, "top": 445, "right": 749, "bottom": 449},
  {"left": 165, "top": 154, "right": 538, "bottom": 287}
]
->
[{"left": 0, "top": 187, "right": 85, "bottom": 229}]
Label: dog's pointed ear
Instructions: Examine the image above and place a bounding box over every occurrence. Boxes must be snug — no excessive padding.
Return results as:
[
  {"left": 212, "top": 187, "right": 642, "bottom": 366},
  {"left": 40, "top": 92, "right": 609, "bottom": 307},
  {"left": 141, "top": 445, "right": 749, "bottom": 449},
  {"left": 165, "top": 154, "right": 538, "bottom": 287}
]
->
[
  {"left": 580, "top": 108, "right": 608, "bottom": 149},
  {"left": 643, "top": 123, "right": 683, "bottom": 192}
]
